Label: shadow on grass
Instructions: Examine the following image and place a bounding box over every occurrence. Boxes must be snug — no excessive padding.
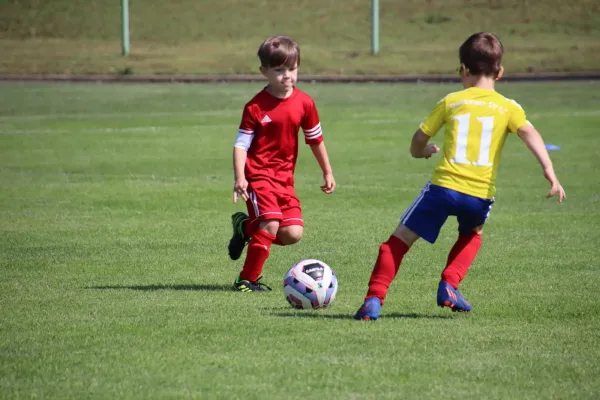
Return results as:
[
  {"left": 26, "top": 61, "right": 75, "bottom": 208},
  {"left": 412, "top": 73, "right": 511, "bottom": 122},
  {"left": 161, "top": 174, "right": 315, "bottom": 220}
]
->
[
  {"left": 86, "top": 284, "right": 233, "bottom": 292},
  {"left": 273, "top": 312, "right": 453, "bottom": 320}
]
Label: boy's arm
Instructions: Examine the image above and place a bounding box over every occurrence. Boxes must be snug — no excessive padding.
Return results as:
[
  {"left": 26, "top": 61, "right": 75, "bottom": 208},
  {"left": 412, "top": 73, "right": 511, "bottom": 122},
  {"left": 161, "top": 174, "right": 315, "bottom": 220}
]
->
[
  {"left": 517, "top": 124, "right": 566, "bottom": 203},
  {"left": 234, "top": 104, "right": 255, "bottom": 203},
  {"left": 232, "top": 147, "right": 249, "bottom": 203},
  {"left": 410, "top": 129, "right": 440, "bottom": 159},
  {"left": 309, "top": 141, "right": 335, "bottom": 194}
]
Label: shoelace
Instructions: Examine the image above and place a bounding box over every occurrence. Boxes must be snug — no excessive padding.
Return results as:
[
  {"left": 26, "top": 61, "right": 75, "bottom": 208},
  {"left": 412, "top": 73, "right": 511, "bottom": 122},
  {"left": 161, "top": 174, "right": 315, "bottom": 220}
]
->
[{"left": 254, "top": 277, "right": 272, "bottom": 291}]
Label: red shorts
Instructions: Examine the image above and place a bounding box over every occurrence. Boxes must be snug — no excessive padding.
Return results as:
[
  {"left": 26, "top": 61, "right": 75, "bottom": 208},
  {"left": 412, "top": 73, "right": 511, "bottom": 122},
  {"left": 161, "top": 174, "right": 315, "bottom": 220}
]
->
[{"left": 245, "top": 180, "right": 303, "bottom": 232}]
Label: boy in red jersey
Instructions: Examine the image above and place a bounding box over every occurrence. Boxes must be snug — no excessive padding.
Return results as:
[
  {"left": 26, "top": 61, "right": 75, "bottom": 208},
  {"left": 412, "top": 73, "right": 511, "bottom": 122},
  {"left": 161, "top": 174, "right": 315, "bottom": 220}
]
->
[
  {"left": 227, "top": 36, "right": 336, "bottom": 292},
  {"left": 354, "top": 32, "right": 566, "bottom": 319}
]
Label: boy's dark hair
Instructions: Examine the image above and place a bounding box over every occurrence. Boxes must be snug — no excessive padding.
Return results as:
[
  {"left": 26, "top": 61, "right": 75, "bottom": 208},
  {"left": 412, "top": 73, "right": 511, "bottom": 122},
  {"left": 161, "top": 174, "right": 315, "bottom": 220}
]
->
[
  {"left": 257, "top": 36, "right": 300, "bottom": 68},
  {"left": 459, "top": 32, "right": 504, "bottom": 76}
]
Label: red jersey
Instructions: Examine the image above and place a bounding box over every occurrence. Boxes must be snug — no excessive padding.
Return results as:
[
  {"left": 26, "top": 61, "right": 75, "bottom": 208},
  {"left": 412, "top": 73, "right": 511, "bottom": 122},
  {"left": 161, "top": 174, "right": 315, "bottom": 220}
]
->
[{"left": 235, "top": 87, "right": 324, "bottom": 187}]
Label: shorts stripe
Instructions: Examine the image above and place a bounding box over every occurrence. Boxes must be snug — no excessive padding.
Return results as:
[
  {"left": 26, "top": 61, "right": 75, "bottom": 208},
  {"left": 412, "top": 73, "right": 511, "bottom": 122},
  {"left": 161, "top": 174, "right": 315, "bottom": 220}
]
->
[
  {"left": 401, "top": 182, "right": 431, "bottom": 224},
  {"left": 249, "top": 211, "right": 283, "bottom": 225},
  {"left": 282, "top": 217, "right": 303, "bottom": 223},
  {"left": 258, "top": 212, "right": 283, "bottom": 217},
  {"left": 249, "top": 191, "right": 260, "bottom": 217},
  {"left": 484, "top": 197, "right": 495, "bottom": 221}
]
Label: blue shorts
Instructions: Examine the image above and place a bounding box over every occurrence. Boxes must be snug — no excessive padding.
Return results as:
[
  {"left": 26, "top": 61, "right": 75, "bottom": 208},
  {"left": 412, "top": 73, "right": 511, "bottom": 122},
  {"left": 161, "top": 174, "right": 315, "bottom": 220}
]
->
[{"left": 401, "top": 183, "right": 494, "bottom": 244}]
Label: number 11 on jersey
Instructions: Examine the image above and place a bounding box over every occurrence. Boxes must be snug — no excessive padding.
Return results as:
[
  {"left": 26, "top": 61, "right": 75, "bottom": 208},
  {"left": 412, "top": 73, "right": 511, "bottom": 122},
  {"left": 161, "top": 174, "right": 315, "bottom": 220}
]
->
[{"left": 451, "top": 113, "right": 494, "bottom": 167}]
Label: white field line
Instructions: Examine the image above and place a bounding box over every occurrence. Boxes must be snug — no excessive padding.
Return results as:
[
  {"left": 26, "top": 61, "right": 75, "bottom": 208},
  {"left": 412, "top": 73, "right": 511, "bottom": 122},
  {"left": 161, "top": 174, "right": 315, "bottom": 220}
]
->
[
  {"left": 0, "top": 109, "right": 240, "bottom": 121},
  {"left": 0, "top": 121, "right": 399, "bottom": 134},
  {"left": 0, "top": 124, "right": 230, "bottom": 135}
]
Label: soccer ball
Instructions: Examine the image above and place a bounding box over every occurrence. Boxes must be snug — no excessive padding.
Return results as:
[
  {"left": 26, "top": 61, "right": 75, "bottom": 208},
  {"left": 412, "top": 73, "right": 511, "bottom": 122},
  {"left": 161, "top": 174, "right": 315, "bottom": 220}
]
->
[{"left": 283, "top": 259, "right": 338, "bottom": 309}]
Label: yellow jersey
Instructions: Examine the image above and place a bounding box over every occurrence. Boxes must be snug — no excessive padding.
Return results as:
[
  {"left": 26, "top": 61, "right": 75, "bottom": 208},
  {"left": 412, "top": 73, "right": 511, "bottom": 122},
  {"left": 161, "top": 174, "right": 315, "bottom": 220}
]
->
[{"left": 419, "top": 87, "right": 529, "bottom": 199}]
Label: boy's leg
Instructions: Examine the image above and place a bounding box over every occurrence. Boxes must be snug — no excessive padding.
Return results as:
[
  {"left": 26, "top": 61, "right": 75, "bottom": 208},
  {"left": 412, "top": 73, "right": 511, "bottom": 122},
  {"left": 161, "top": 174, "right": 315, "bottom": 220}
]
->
[
  {"left": 228, "top": 180, "right": 281, "bottom": 260},
  {"left": 444, "top": 194, "right": 492, "bottom": 288},
  {"left": 232, "top": 182, "right": 282, "bottom": 292},
  {"left": 442, "top": 193, "right": 494, "bottom": 289},
  {"left": 273, "top": 187, "right": 303, "bottom": 246},
  {"left": 355, "top": 183, "right": 449, "bottom": 320},
  {"left": 233, "top": 220, "right": 279, "bottom": 292},
  {"left": 437, "top": 193, "right": 492, "bottom": 311},
  {"left": 365, "top": 225, "right": 418, "bottom": 303},
  {"left": 354, "top": 229, "right": 414, "bottom": 321},
  {"left": 441, "top": 230, "right": 482, "bottom": 289},
  {"left": 274, "top": 225, "right": 303, "bottom": 245},
  {"left": 436, "top": 232, "right": 481, "bottom": 312},
  {"left": 436, "top": 231, "right": 481, "bottom": 312}
]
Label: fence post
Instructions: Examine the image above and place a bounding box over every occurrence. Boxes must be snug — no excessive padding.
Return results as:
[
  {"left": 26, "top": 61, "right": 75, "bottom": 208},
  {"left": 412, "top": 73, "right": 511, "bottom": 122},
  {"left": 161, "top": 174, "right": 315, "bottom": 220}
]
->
[
  {"left": 371, "top": 0, "right": 379, "bottom": 55},
  {"left": 121, "top": 0, "right": 130, "bottom": 56}
]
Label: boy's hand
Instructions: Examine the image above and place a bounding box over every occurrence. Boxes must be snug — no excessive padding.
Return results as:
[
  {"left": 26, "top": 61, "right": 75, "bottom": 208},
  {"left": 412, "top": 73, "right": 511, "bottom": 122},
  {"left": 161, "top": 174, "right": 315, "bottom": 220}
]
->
[
  {"left": 233, "top": 178, "right": 249, "bottom": 203},
  {"left": 547, "top": 181, "right": 566, "bottom": 203},
  {"left": 544, "top": 169, "right": 566, "bottom": 203},
  {"left": 321, "top": 173, "right": 336, "bottom": 194},
  {"left": 423, "top": 143, "right": 440, "bottom": 159}
]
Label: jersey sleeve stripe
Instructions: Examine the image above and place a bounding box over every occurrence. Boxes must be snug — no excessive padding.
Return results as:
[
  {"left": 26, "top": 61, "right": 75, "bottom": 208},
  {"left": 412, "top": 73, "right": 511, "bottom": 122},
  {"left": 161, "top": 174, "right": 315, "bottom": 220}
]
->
[
  {"left": 305, "top": 133, "right": 322, "bottom": 141},
  {"left": 234, "top": 131, "right": 254, "bottom": 150},
  {"left": 238, "top": 128, "right": 254, "bottom": 134},
  {"left": 303, "top": 123, "right": 321, "bottom": 133},
  {"left": 304, "top": 128, "right": 322, "bottom": 139}
]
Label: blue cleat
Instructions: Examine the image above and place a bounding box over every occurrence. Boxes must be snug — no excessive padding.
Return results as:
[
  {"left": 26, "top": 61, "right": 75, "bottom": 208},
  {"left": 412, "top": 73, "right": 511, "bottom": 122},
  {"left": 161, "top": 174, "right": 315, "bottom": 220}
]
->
[
  {"left": 354, "top": 297, "right": 381, "bottom": 320},
  {"left": 437, "top": 281, "right": 472, "bottom": 312}
]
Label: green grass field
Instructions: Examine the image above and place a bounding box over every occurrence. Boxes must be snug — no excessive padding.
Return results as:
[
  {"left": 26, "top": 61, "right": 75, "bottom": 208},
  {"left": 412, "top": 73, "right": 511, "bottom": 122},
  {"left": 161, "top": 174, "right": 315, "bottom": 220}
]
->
[
  {"left": 1, "top": 81, "right": 599, "bottom": 399},
  {"left": 1, "top": 0, "right": 600, "bottom": 75}
]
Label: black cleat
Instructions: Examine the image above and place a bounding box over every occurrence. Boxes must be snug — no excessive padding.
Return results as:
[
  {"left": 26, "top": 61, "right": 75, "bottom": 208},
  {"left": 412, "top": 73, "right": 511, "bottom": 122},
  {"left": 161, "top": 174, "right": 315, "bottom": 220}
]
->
[
  {"left": 232, "top": 275, "right": 272, "bottom": 292},
  {"left": 228, "top": 212, "right": 249, "bottom": 260}
]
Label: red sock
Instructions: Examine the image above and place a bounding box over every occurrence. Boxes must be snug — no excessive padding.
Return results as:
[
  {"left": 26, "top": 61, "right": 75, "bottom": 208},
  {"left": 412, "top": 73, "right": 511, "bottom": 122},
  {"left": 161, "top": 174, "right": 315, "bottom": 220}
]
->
[
  {"left": 272, "top": 236, "right": 284, "bottom": 246},
  {"left": 441, "top": 233, "right": 482, "bottom": 289},
  {"left": 366, "top": 235, "right": 410, "bottom": 304},
  {"left": 242, "top": 219, "right": 252, "bottom": 239},
  {"left": 240, "top": 229, "right": 276, "bottom": 282}
]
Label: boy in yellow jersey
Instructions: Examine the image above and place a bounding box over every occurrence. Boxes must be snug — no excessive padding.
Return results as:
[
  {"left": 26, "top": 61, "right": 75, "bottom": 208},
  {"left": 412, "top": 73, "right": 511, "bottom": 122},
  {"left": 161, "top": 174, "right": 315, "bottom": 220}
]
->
[{"left": 354, "top": 32, "right": 566, "bottom": 320}]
